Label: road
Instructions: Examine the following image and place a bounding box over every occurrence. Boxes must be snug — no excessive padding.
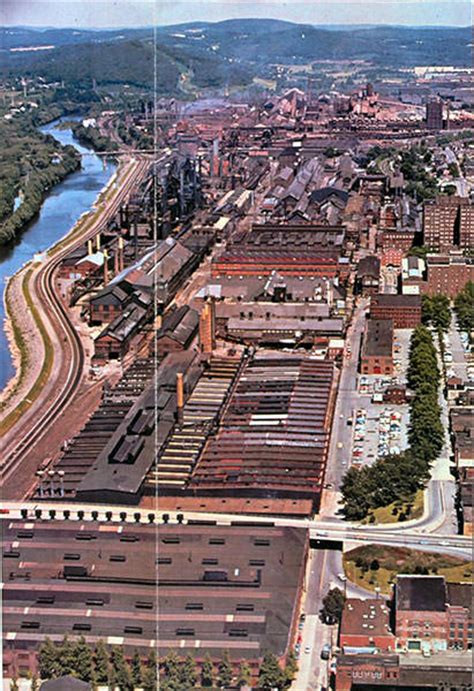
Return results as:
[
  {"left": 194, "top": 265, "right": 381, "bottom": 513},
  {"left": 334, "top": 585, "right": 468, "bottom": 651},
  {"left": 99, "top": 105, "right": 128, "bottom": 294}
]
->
[
  {"left": 1, "top": 501, "right": 470, "bottom": 556},
  {"left": 322, "top": 298, "right": 368, "bottom": 517},
  {"left": 1, "top": 156, "right": 150, "bottom": 493}
]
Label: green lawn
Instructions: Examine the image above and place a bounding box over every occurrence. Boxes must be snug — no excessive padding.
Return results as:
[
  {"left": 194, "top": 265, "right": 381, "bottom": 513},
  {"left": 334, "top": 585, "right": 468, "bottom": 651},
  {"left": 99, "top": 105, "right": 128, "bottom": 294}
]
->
[
  {"left": 343, "top": 545, "right": 472, "bottom": 596},
  {"left": 362, "top": 489, "right": 424, "bottom": 525}
]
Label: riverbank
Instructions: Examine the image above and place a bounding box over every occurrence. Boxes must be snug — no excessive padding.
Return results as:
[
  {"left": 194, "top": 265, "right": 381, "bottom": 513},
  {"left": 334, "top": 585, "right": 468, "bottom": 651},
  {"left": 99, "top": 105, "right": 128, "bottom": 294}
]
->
[
  {"left": 0, "top": 158, "right": 124, "bottom": 426},
  {"left": 71, "top": 121, "right": 119, "bottom": 154},
  {"left": 0, "top": 117, "right": 118, "bottom": 392},
  {"left": 0, "top": 116, "right": 82, "bottom": 246}
]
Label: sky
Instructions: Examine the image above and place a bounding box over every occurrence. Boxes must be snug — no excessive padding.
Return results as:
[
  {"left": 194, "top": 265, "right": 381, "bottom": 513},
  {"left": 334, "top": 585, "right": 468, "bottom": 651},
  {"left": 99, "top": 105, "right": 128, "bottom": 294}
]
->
[{"left": 2, "top": 0, "right": 472, "bottom": 29}]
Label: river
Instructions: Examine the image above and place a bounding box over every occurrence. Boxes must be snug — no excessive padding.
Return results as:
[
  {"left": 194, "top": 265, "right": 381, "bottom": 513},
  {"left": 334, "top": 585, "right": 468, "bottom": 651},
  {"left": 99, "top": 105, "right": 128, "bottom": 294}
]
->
[{"left": 0, "top": 117, "right": 117, "bottom": 392}]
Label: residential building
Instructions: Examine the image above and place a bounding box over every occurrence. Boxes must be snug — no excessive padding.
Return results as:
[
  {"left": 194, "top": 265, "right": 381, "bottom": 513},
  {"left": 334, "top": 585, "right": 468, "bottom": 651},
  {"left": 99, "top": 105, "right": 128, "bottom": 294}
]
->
[
  {"left": 424, "top": 254, "right": 473, "bottom": 298},
  {"left": 426, "top": 99, "right": 443, "bottom": 130},
  {"left": 423, "top": 196, "right": 472, "bottom": 251}
]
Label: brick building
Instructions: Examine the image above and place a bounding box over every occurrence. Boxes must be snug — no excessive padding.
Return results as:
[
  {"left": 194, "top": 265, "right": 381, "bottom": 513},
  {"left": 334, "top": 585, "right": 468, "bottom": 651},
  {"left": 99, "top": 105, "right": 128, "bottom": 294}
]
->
[
  {"left": 424, "top": 254, "right": 474, "bottom": 298},
  {"left": 354, "top": 256, "right": 380, "bottom": 296},
  {"left": 425, "top": 99, "right": 444, "bottom": 130},
  {"left": 370, "top": 294, "right": 422, "bottom": 328},
  {"left": 395, "top": 575, "right": 472, "bottom": 654},
  {"left": 335, "top": 576, "right": 473, "bottom": 690},
  {"left": 211, "top": 224, "right": 344, "bottom": 279},
  {"left": 360, "top": 319, "right": 393, "bottom": 375},
  {"left": 423, "top": 196, "right": 473, "bottom": 251},
  {"left": 340, "top": 599, "right": 396, "bottom": 652}
]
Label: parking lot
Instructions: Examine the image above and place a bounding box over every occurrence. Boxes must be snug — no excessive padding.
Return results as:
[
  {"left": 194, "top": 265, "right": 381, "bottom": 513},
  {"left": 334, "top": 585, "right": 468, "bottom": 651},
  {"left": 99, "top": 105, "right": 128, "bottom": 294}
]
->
[
  {"left": 444, "top": 319, "right": 472, "bottom": 384},
  {"left": 350, "top": 329, "right": 412, "bottom": 469}
]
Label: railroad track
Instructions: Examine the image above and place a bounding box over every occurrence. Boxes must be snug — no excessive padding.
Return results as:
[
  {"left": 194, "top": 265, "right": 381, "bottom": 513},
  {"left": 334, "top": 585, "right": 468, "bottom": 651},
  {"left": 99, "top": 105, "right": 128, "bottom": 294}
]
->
[{"left": 1, "top": 157, "right": 150, "bottom": 486}]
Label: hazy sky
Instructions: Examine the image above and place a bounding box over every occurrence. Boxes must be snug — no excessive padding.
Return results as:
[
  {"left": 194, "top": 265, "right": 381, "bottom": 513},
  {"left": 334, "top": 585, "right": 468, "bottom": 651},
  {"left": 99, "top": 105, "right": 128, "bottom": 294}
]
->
[{"left": 3, "top": 0, "right": 472, "bottom": 28}]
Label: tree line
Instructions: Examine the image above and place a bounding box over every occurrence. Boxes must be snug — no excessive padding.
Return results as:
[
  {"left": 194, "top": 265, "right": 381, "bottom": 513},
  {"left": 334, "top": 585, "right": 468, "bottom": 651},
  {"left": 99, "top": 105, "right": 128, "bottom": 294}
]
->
[
  {"left": 71, "top": 123, "right": 119, "bottom": 154},
  {"left": 38, "top": 637, "right": 298, "bottom": 690},
  {"left": 341, "top": 325, "right": 443, "bottom": 520},
  {"left": 39, "top": 637, "right": 157, "bottom": 690},
  {"left": 454, "top": 281, "right": 474, "bottom": 335},
  {"left": 0, "top": 115, "right": 80, "bottom": 245}
]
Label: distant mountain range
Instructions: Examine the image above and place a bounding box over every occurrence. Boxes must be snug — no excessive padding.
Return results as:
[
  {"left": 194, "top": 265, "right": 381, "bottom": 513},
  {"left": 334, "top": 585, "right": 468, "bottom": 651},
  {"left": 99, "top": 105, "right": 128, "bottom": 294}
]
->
[{"left": 1, "top": 20, "right": 472, "bottom": 94}]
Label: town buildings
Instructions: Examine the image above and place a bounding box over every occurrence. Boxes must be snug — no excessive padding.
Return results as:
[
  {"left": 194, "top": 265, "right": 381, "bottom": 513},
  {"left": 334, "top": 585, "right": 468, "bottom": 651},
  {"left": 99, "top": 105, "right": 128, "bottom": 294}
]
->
[
  {"left": 424, "top": 254, "right": 474, "bottom": 297},
  {"left": 360, "top": 319, "right": 394, "bottom": 375},
  {"left": 370, "top": 294, "right": 422, "bottom": 328},
  {"left": 425, "top": 99, "right": 444, "bottom": 130},
  {"left": 423, "top": 197, "right": 473, "bottom": 252},
  {"left": 336, "top": 575, "right": 473, "bottom": 690}
]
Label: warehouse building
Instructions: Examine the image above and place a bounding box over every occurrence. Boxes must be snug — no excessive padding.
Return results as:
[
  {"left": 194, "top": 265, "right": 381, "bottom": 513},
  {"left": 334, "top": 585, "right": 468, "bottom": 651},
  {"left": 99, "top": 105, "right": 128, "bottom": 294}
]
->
[
  {"left": 2, "top": 521, "right": 307, "bottom": 679},
  {"left": 188, "top": 352, "right": 337, "bottom": 515}
]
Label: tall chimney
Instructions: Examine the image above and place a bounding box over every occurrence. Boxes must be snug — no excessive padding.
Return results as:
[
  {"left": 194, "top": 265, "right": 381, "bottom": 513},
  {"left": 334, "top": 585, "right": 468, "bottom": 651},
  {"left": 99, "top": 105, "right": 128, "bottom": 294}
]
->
[
  {"left": 87, "top": 239, "right": 93, "bottom": 255},
  {"left": 114, "top": 247, "right": 119, "bottom": 276},
  {"left": 103, "top": 250, "right": 109, "bottom": 286},
  {"left": 96, "top": 234, "right": 101, "bottom": 251},
  {"left": 199, "top": 300, "right": 215, "bottom": 353},
  {"left": 118, "top": 236, "right": 124, "bottom": 273},
  {"left": 176, "top": 372, "right": 184, "bottom": 425}
]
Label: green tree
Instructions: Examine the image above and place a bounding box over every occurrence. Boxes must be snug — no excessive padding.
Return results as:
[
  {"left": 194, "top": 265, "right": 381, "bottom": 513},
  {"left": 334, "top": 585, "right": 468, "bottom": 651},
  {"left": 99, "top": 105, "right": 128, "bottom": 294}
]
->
[
  {"left": 94, "top": 640, "right": 110, "bottom": 684},
  {"left": 218, "top": 650, "right": 233, "bottom": 689},
  {"left": 160, "top": 651, "right": 180, "bottom": 690},
  {"left": 141, "top": 665, "right": 157, "bottom": 691},
  {"left": 320, "top": 587, "right": 346, "bottom": 624},
  {"left": 38, "top": 637, "right": 60, "bottom": 679},
  {"left": 201, "top": 653, "right": 215, "bottom": 687},
  {"left": 454, "top": 281, "right": 474, "bottom": 332},
  {"left": 131, "top": 650, "right": 143, "bottom": 688},
  {"left": 30, "top": 675, "right": 40, "bottom": 691},
  {"left": 73, "top": 636, "right": 94, "bottom": 682},
  {"left": 179, "top": 654, "right": 198, "bottom": 688},
  {"left": 283, "top": 650, "right": 298, "bottom": 688},
  {"left": 236, "top": 660, "right": 252, "bottom": 688},
  {"left": 110, "top": 647, "right": 134, "bottom": 691},
  {"left": 10, "top": 677, "right": 19, "bottom": 691},
  {"left": 258, "top": 652, "right": 284, "bottom": 690},
  {"left": 59, "top": 636, "right": 77, "bottom": 676},
  {"left": 370, "top": 559, "right": 380, "bottom": 571}
]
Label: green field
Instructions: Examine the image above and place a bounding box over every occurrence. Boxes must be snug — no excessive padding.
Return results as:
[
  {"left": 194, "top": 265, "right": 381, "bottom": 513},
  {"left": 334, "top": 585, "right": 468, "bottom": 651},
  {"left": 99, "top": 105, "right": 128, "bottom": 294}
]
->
[{"left": 344, "top": 545, "right": 472, "bottom": 595}]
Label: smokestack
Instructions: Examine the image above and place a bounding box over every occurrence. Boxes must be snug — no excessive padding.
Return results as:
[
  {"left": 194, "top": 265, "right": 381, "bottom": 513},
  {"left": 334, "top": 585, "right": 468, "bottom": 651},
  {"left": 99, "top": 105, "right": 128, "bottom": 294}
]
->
[
  {"left": 176, "top": 372, "right": 184, "bottom": 425},
  {"left": 103, "top": 250, "right": 109, "bottom": 286},
  {"left": 96, "top": 234, "right": 101, "bottom": 251},
  {"left": 199, "top": 300, "right": 215, "bottom": 354},
  {"left": 118, "top": 236, "right": 124, "bottom": 273},
  {"left": 114, "top": 248, "right": 119, "bottom": 276},
  {"left": 87, "top": 239, "right": 93, "bottom": 255},
  {"left": 212, "top": 138, "right": 219, "bottom": 177}
]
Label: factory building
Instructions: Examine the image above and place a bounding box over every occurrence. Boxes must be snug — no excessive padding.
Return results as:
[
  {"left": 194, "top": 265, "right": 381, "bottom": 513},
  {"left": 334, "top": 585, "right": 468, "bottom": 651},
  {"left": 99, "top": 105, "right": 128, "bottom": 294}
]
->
[{"left": 2, "top": 520, "right": 307, "bottom": 680}]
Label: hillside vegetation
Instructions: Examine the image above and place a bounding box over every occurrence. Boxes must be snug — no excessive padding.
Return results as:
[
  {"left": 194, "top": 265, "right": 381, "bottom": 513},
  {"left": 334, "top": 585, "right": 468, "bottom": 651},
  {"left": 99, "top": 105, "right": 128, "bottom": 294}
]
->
[{"left": 1, "top": 22, "right": 471, "bottom": 97}]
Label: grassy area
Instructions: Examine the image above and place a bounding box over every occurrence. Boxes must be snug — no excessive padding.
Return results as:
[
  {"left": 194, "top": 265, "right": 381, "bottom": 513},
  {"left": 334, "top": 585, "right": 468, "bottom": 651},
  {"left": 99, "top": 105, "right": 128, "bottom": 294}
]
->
[
  {"left": 0, "top": 275, "right": 30, "bottom": 411},
  {"left": 344, "top": 545, "right": 472, "bottom": 596},
  {"left": 362, "top": 490, "right": 424, "bottom": 525},
  {"left": 0, "top": 268, "right": 54, "bottom": 436}
]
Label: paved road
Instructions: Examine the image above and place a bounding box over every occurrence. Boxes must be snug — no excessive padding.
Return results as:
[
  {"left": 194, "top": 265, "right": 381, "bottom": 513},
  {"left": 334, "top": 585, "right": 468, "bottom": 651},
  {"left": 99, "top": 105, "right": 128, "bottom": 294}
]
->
[
  {"left": 447, "top": 318, "right": 468, "bottom": 381},
  {"left": 322, "top": 298, "right": 368, "bottom": 516}
]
